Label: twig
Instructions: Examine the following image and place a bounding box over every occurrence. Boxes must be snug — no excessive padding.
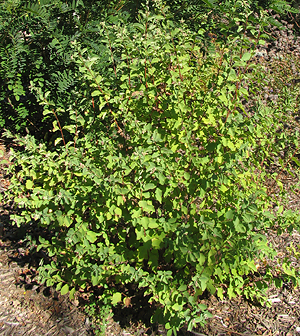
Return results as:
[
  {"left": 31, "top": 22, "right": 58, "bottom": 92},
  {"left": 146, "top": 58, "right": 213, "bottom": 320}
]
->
[
  {"left": 288, "top": 12, "right": 300, "bottom": 29},
  {"left": 52, "top": 109, "right": 67, "bottom": 151},
  {"left": 190, "top": 331, "right": 208, "bottom": 336}
]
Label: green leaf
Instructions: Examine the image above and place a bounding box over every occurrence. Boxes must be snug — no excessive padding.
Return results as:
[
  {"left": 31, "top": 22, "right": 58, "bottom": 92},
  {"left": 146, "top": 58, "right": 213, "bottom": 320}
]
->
[
  {"left": 148, "top": 218, "right": 158, "bottom": 229},
  {"left": 178, "top": 284, "right": 187, "bottom": 292},
  {"left": 225, "top": 209, "right": 234, "bottom": 220},
  {"left": 218, "top": 93, "right": 228, "bottom": 104},
  {"left": 52, "top": 120, "right": 59, "bottom": 132},
  {"left": 234, "top": 217, "right": 246, "bottom": 233},
  {"left": 111, "top": 292, "right": 122, "bottom": 305},
  {"left": 56, "top": 282, "right": 63, "bottom": 291},
  {"left": 61, "top": 284, "right": 69, "bottom": 296},
  {"left": 63, "top": 125, "right": 76, "bottom": 133},
  {"left": 138, "top": 200, "right": 155, "bottom": 213},
  {"left": 167, "top": 330, "right": 173, "bottom": 336},
  {"left": 54, "top": 137, "right": 63, "bottom": 146},
  {"left": 139, "top": 216, "right": 149, "bottom": 229},
  {"left": 92, "top": 274, "right": 99, "bottom": 286},
  {"left": 86, "top": 231, "right": 98, "bottom": 243},
  {"left": 26, "top": 180, "right": 33, "bottom": 189},
  {"left": 217, "top": 287, "right": 224, "bottom": 300},
  {"left": 158, "top": 173, "right": 166, "bottom": 185},
  {"left": 184, "top": 172, "right": 190, "bottom": 180},
  {"left": 228, "top": 286, "right": 236, "bottom": 299},
  {"left": 241, "top": 52, "right": 251, "bottom": 62},
  {"left": 155, "top": 188, "right": 163, "bottom": 203},
  {"left": 43, "top": 109, "right": 53, "bottom": 116},
  {"left": 91, "top": 90, "right": 101, "bottom": 96},
  {"left": 291, "top": 157, "right": 300, "bottom": 166},
  {"left": 198, "top": 253, "right": 205, "bottom": 266},
  {"left": 201, "top": 0, "right": 216, "bottom": 8},
  {"left": 69, "top": 287, "right": 76, "bottom": 300},
  {"left": 199, "top": 275, "right": 209, "bottom": 291},
  {"left": 165, "top": 323, "right": 171, "bottom": 330},
  {"left": 144, "top": 183, "right": 156, "bottom": 191},
  {"left": 135, "top": 227, "right": 145, "bottom": 240}
]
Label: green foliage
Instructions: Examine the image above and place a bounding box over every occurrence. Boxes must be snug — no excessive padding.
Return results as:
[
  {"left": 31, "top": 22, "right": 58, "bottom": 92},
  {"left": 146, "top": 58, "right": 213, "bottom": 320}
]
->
[
  {"left": 161, "top": 0, "right": 298, "bottom": 37},
  {"left": 0, "top": 0, "right": 133, "bottom": 136},
  {"left": 84, "top": 294, "right": 112, "bottom": 336},
  {"left": 3, "top": 1, "right": 300, "bottom": 334},
  {"left": 0, "top": 0, "right": 298, "bottom": 136}
]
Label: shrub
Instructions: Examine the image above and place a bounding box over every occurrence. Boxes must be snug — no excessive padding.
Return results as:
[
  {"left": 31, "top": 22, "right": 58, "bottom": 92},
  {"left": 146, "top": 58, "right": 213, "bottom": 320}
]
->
[{"left": 4, "top": 1, "right": 300, "bottom": 335}]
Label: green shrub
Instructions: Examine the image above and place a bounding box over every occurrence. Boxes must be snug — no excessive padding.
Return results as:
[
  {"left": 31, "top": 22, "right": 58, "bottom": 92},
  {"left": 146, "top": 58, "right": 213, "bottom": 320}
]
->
[{"left": 4, "top": 2, "right": 300, "bottom": 335}]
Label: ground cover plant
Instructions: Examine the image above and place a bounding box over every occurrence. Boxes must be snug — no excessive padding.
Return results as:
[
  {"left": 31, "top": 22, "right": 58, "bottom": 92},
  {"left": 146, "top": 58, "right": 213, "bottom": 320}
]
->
[{"left": 2, "top": 0, "right": 300, "bottom": 335}]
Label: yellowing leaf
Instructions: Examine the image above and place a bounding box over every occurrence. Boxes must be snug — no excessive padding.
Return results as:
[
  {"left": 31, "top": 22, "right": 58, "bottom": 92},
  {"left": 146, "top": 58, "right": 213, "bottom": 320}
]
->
[
  {"left": 184, "top": 172, "right": 190, "bottom": 180},
  {"left": 111, "top": 292, "right": 122, "bottom": 305},
  {"left": 26, "top": 180, "right": 33, "bottom": 189},
  {"left": 115, "top": 207, "right": 122, "bottom": 217},
  {"left": 171, "top": 144, "right": 178, "bottom": 152},
  {"left": 172, "top": 303, "right": 182, "bottom": 311},
  {"left": 152, "top": 237, "right": 161, "bottom": 248},
  {"left": 220, "top": 184, "right": 228, "bottom": 192}
]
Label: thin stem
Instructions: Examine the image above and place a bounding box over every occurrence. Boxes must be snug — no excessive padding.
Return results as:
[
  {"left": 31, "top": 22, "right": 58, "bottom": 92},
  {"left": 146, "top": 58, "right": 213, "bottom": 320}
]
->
[
  {"left": 105, "top": 26, "right": 117, "bottom": 79},
  {"left": 52, "top": 109, "right": 67, "bottom": 150},
  {"left": 171, "top": 37, "right": 183, "bottom": 82},
  {"left": 74, "top": 109, "right": 78, "bottom": 149},
  {"left": 288, "top": 12, "right": 300, "bottom": 29},
  {"left": 124, "top": 49, "right": 131, "bottom": 88},
  {"left": 144, "top": 18, "right": 149, "bottom": 89}
]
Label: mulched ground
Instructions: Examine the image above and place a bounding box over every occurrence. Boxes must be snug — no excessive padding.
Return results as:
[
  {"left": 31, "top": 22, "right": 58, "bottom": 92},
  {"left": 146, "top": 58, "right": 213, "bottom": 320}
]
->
[
  {"left": 0, "top": 241, "right": 93, "bottom": 336},
  {"left": 1, "top": 13, "right": 300, "bottom": 336}
]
